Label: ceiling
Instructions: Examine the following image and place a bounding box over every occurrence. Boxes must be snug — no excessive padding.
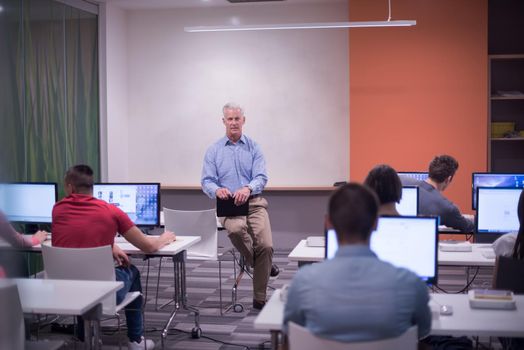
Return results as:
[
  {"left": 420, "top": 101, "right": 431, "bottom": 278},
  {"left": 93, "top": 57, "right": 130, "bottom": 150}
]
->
[{"left": 94, "top": 0, "right": 346, "bottom": 10}]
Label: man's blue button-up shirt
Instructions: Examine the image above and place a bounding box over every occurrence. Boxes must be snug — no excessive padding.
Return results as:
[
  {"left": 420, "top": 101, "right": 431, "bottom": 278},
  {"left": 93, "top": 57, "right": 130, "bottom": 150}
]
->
[
  {"left": 283, "top": 244, "right": 431, "bottom": 342},
  {"left": 201, "top": 134, "right": 268, "bottom": 199}
]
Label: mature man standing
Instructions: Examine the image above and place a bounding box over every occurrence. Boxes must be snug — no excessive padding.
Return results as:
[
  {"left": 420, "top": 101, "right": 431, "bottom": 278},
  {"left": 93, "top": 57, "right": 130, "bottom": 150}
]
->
[{"left": 201, "top": 102, "right": 278, "bottom": 310}]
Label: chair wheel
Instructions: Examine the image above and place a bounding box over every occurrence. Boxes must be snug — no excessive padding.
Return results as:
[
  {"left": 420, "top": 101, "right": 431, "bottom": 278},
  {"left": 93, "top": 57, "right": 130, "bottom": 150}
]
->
[
  {"left": 233, "top": 303, "right": 244, "bottom": 313},
  {"left": 191, "top": 327, "right": 202, "bottom": 339}
]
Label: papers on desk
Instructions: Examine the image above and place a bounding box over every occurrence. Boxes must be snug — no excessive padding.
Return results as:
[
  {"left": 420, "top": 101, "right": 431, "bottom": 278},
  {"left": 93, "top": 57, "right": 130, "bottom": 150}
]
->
[{"left": 469, "top": 289, "right": 516, "bottom": 310}]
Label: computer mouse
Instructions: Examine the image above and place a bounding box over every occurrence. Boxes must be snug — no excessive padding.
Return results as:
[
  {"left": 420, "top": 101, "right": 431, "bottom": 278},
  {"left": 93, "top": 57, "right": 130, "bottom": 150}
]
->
[{"left": 440, "top": 305, "right": 453, "bottom": 315}]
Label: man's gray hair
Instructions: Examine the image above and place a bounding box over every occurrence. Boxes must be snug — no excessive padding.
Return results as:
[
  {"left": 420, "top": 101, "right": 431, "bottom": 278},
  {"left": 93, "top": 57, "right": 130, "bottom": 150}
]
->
[{"left": 222, "top": 102, "right": 244, "bottom": 117}]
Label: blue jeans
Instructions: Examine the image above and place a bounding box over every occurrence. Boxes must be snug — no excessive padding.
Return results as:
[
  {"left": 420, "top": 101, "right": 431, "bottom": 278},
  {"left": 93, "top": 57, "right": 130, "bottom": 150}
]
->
[
  {"left": 115, "top": 264, "right": 144, "bottom": 342},
  {"left": 76, "top": 264, "right": 144, "bottom": 342}
]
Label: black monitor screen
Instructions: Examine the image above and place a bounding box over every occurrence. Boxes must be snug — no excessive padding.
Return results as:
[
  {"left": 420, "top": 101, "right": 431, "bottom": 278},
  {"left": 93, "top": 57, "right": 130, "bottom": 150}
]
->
[
  {"left": 476, "top": 187, "right": 521, "bottom": 234},
  {"left": 325, "top": 216, "right": 438, "bottom": 285},
  {"left": 0, "top": 183, "right": 57, "bottom": 224},
  {"left": 93, "top": 183, "right": 160, "bottom": 227},
  {"left": 472, "top": 173, "right": 524, "bottom": 209}
]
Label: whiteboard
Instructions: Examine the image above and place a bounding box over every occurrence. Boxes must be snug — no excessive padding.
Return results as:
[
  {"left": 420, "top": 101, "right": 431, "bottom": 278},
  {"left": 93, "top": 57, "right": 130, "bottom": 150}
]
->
[{"left": 116, "top": 4, "right": 349, "bottom": 187}]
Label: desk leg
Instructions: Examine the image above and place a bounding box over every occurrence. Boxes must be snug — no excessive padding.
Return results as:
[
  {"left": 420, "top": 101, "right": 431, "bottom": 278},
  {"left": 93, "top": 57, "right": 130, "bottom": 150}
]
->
[
  {"left": 82, "top": 303, "right": 102, "bottom": 350},
  {"left": 270, "top": 330, "right": 280, "bottom": 350},
  {"left": 161, "top": 251, "right": 201, "bottom": 349},
  {"left": 84, "top": 320, "right": 92, "bottom": 350}
]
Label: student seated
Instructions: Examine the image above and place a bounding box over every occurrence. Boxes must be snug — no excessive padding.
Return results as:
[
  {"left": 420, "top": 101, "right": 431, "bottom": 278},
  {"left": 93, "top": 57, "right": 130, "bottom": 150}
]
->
[
  {"left": 283, "top": 183, "right": 431, "bottom": 342},
  {"left": 364, "top": 164, "right": 402, "bottom": 216},
  {"left": 400, "top": 155, "right": 474, "bottom": 232},
  {"left": 493, "top": 189, "right": 524, "bottom": 258},
  {"left": 52, "top": 165, "right": 176, "bottom": 350}
]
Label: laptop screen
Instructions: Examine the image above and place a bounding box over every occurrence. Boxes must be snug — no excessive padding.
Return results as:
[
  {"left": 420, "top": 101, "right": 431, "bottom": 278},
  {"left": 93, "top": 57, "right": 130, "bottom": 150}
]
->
[
  {"left": 325, "top": 216, "right": 438, "bottom": 285},
  {"left": 93, "top": 183, "right": 160, "bottom": 227},
  {"left": 476, "top": 187, "right": 521, "bottom": 234},
  {"left": 397, "top": 186, "right": 418, "bottom": 216}
]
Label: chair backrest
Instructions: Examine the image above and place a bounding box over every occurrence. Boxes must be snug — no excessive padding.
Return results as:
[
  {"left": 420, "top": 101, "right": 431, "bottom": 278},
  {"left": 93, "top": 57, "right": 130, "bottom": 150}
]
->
[
  {"left": 0, "top": 280, "right": 25, "bottom": 350},
  {"left": 163, "top": 208, "right": 218, "bottom": 260},
  {"left": 42, "top": 244, "right": 117, "bottom": 313},
  {"left": 288, "top": 322, "right": 417, "bottom": 350},
  {"left": 493, "top": 256, "right": 524, "bottom": 294}
]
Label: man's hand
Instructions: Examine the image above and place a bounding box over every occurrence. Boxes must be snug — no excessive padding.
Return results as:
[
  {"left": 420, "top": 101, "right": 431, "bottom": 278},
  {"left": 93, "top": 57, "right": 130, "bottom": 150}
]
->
[
  {"left": 159, "top": 230, "right": 176, "bottom": 246},
  {"left": 112, "top": 244, "right": 130, "bottom": 267},
  {"left": 216, "top": 187, "right": 232, "bottom": 200},
  {"left": 233, "top": 186, "right": 251, "bottom": 206}
]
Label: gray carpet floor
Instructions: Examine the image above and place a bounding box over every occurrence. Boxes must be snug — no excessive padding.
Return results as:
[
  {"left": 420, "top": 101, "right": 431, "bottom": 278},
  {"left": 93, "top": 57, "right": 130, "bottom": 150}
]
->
[{"left": 32, "top": 248, "right": 498, "bottom": 349}]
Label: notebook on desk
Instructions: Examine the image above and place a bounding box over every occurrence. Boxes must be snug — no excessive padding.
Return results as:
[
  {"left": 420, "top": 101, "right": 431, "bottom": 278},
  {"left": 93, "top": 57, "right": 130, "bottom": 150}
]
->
[{"left": 216, "top": 197, "right": 249, "bottom": 217}]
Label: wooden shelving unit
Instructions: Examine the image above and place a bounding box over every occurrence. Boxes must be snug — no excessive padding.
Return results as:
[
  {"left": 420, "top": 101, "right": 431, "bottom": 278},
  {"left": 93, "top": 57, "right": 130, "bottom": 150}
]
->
[
  {"left": 490, "top": 95, "right": 524, "bottom": 100},
  {"left": 488, "top": 0, "right": 524, "bottom": 172}
]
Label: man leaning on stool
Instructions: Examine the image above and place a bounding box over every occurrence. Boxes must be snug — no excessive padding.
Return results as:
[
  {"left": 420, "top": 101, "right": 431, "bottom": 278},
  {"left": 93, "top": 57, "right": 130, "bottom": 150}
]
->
[{"left": 201, "top": 102, "right": 279, "bottom": 310}]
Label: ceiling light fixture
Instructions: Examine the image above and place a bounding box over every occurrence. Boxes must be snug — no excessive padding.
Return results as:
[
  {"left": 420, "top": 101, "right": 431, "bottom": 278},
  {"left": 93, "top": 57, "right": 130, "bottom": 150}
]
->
[{"left": 185, "top": 0, "right": 415, "bottom": 32}]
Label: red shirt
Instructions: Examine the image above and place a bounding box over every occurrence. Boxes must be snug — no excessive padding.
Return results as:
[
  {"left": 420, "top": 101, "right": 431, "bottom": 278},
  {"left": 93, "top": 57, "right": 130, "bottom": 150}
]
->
[{"left": 52, "top": 194, "right": 134, "bottom": 248}]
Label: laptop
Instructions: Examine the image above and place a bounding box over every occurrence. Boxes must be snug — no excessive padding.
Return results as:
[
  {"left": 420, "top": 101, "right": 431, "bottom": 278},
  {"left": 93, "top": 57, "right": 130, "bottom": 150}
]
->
[{"left": 216, "top": 197, "right": 249, "bottom": 217}]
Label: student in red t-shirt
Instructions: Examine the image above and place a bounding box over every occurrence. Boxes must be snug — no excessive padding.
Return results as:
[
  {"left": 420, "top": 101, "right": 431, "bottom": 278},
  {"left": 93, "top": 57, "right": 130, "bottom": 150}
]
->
[{"left": 52, "top": 165, "right": 175, "bottom": 350}]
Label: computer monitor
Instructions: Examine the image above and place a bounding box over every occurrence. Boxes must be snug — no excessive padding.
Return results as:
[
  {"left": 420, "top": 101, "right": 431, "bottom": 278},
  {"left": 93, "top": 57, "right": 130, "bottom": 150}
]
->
[
  {"left": 0, "top": 183, "right": 57, "bottom": 224},
  {"left": 397, "top": 186, "right": 419, "bottom": 216},
  {"left": 325, "top": 216, "right": 438, "bottom": 285},
  {"left": 471, "top": 173, "right": 524, "bottom": 209},
  {"left": 398, "top": 172, "right": 429, "bottom": 182},
  {"left": 93, "top": 183, "right": 161, "bottom": 227},
  {"left": 476, "top": 187, "right": 521, "bottom": 235}
]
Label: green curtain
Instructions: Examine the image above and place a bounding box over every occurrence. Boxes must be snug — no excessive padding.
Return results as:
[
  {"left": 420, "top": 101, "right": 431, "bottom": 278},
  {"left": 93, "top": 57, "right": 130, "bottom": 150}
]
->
[{"left": 0, "top": 0, "right": 99, "bottom": 199}]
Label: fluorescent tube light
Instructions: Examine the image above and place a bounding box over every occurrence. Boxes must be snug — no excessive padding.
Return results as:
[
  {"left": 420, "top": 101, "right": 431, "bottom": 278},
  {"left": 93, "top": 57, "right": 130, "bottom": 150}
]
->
[{"left": 184, "top": 20, "right": 416, "bottom": 32}]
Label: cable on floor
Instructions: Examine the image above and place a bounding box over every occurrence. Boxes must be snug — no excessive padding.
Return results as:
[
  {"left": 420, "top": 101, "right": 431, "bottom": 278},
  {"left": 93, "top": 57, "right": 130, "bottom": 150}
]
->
[{"left": 146, "top": 327, "right": 254, "bottom": 350}]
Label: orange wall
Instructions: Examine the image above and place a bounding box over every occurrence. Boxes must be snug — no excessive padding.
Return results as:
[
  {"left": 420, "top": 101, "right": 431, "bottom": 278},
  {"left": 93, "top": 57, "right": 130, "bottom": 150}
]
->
[{"left": 349, "top": 0, "right": 488, "bottom": 213}]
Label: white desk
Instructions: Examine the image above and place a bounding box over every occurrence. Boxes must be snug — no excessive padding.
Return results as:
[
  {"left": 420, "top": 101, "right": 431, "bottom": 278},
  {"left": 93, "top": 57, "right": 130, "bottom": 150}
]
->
[
  {"left": 13, "top": 278, "right": 122, "bottom": 316},
  {"left": 288, "top": 240, "right": 496, "bottom": 267},
  {"left": 115, "top": 235, "right": 201, "bottom": 256},
  {"left": 438, "top": 243, "right": 495, "bottom": 267},
  {"left": 288, "top": 239, "right": 323, "bottom": 264},
  {"left": 430, "top": 293, "right": 524, "bottom": 338},
  {"left": 254, "top": 289, "right": 524, "bottom": 349},
  {"left": 12, "top": 278, "right": 122, "bottom": 350},
  {"left": 10, "top": 236, "right": 202, "bottom": 347}
]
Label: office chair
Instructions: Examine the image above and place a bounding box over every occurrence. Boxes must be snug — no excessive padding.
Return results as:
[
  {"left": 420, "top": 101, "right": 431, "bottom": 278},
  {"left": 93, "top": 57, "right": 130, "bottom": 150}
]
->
[
  {"left": 493, "top": 255, "right": 524, "bottom": 293},
  {"left": 41, "top": 245, "right": 141, "bottom": 347},
  {"left": 163, "top": 207, "right": 245, "bottom": 314},
  {"left": 288, "top": 322, "right": 417, "bottom": 350}
]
